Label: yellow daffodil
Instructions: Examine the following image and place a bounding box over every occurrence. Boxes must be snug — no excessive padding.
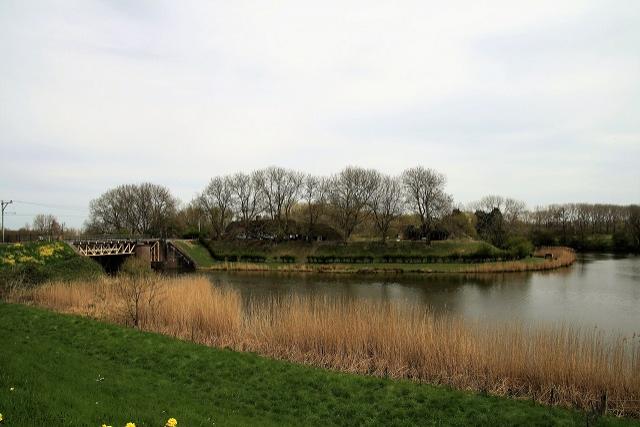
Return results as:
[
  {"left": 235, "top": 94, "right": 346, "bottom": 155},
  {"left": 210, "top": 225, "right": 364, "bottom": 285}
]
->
[
  {"left": 39, "top": 245, "right": 55, "bottom": 257},
  {"left": 125, "top": 423, "right": 136, "bottom": 427},
  {"left": 0, "top": 412, "right": 4, "bottom": 422},
  {"left": 101, "top": 424, "right": 112, "bottom": 427},
  {"left": 166, "top": 418, "right": 178, "bottom": 427}
]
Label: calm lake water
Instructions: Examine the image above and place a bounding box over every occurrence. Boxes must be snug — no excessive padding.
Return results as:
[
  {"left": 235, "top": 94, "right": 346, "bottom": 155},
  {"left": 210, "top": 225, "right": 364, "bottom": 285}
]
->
[{"left": 204, "top": 254, "right": 640, "bottom": 337}]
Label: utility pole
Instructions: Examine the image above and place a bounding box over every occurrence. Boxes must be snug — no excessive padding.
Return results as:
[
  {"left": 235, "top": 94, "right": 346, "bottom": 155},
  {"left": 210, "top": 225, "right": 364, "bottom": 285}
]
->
[{"left": 1, "top": 200, "right": 13, "bottom": 243}]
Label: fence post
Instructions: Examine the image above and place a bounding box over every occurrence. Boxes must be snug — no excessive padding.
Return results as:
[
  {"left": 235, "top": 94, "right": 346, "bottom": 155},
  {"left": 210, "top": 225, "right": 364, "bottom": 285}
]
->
[{"left": 600, "top": 391, "right": 608, "bottom": 416}]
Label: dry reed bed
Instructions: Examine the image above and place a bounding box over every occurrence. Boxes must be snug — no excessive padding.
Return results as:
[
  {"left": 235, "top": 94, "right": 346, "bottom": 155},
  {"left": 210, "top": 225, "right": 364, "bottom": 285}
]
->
[
  {"left": 460, "top": 247, "right": 576, "bottom": 273},
  {"left": 11, "top": 270, "right": 638, "bottom": 418}
]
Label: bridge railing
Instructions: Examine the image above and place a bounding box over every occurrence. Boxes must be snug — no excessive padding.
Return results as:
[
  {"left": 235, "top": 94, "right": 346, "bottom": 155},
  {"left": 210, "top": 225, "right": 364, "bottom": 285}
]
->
[{"left": 69, "top": 235, "right": 160, "bottom": 243}]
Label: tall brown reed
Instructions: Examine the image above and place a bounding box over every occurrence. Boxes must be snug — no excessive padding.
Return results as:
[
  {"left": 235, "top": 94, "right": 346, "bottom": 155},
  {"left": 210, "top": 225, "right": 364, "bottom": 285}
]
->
[{"left": 12, "top": 271, "right": 638, "bottom": 417}]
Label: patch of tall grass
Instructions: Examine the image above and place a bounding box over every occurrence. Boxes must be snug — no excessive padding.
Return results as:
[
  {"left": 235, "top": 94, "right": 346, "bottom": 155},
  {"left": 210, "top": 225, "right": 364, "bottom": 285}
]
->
[{"left": 11, "top": 268, "right": 637, "bottom": 418}]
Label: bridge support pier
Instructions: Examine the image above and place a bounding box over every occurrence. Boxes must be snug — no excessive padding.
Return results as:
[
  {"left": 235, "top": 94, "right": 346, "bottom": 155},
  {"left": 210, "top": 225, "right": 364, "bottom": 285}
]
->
[{"left": 134, "top": 244, "right": 151, "bottom": 262}]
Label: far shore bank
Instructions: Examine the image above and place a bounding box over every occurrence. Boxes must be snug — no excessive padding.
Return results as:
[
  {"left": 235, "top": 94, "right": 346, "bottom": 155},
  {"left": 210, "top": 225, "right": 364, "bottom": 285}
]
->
[{"left": 193, "top": 247, "right": 576, "bottom": 275}]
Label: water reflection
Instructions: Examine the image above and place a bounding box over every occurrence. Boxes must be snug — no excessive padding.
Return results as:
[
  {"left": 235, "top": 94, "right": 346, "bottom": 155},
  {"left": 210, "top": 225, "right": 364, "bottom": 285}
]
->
[{"left": 204, "top": 254, "right": 640, "bottom": 337}]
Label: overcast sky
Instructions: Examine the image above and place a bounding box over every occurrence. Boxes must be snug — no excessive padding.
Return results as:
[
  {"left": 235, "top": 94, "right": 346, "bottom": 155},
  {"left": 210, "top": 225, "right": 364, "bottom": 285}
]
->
[{"left": 1, "top": 0, "right": 639, "bottom": 229}]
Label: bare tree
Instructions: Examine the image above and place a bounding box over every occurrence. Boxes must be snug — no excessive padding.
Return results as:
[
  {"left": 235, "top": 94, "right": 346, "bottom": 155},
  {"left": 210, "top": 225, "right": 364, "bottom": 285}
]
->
[
  {"left": 87, "top": 188, "right": 126, "bottom": 233},
  {"left": 369, "top": 173, "right": 404, "bottom": 242},
  {"left": 255, "top": 166, "right": 304, "bottom": 238},
  {"left": 471, "top": 195, "right": 505, "bottom": 212},
  {"left": 140, "top": 183, "right": 179, "bottom": 237},
  {"left": 200, "top": 176, "right": 235, "bottom": 239},
  {"left": 328, "top": 166, "right": 378, "bottom": 241},
  {"left": 301, "top": 175, "right": 328, "bottom": 238},
  {"left": 402, "top": 166, "right": 452, "bottom": 244},
  {"left": 87, "top": 183, "right": 179, "bottom": 236},
  {"left": 176, "top": 199, "right": 207, "bottom": 236},
  {"left": 472, "top": 195, "right": 526, "bottom": 228},
  {"left": 629, "top": 205, "right": 640, "bottom": 247},
  {"left": 230, "top": 171, "right": 263, "bottom": 238},
  {"left": 32, "top": 214, "right": 61, "bottom": 239},
  {"left": 504, "top": 198, "right": 527, "bottom": 224},
  {"left": 117, "top": 257, "right": 162, "bottom": 328}
]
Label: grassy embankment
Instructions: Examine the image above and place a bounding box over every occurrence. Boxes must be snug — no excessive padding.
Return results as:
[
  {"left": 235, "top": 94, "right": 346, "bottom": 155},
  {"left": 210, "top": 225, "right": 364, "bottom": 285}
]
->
[
  {"left": 171, "top": 239, "right": 217, "bottom": 267},
  {"left": 176, "top": 239, "right": 575, "bottom": 274},
  {"left": 10, "top": 275, "right": 639, "bottom": 419},
  {"left": 0, "top": 241, "right": 103, "bottom": 292},
  {"left": 1, "top": 302, "right": 637, "bottom": 426}
]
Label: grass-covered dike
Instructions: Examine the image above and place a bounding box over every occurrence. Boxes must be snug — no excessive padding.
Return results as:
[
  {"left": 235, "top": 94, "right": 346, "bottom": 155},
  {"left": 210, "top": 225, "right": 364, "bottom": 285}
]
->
[
  {"left": 176, "top": 239, "right": 574, "bottom": 274},
  {"left": 1, "top": 302, "right": 636, "bottom": 426},
  {"left": 200, "top": 239, "right": 529, "bottom": 263}
]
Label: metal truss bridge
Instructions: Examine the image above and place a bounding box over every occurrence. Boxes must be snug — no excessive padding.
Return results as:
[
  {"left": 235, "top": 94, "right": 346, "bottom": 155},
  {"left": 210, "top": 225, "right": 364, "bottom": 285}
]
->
[{"left": 69, "top": 238, "right": 193, "bottom": 268}]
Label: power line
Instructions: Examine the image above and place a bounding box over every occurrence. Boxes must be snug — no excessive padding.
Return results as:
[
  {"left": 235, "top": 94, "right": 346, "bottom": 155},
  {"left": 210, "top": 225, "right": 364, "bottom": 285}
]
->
[
  {"left": 5, "top": 212, "right": 87, "bottom": 218},
  {"left": 12, "top": 200, "right": 87, "bottom": 212}
]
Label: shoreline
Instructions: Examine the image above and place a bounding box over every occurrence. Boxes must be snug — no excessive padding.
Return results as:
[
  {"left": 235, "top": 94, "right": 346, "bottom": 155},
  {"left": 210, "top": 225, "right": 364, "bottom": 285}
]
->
[{"left": 194, "top": 247, "right": 576, "bottom": 275}]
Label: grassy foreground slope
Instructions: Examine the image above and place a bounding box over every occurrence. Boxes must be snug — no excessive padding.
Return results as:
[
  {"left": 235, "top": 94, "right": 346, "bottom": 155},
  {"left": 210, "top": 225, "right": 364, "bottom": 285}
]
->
[{"left": 0, "top": 303, "right": 633, "bottom": 427}]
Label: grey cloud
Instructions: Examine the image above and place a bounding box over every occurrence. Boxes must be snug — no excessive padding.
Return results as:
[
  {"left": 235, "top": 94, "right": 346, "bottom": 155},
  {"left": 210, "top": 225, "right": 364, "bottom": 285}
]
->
[{"left": 0, "top": 0, "right": 638, "bottom": 229}]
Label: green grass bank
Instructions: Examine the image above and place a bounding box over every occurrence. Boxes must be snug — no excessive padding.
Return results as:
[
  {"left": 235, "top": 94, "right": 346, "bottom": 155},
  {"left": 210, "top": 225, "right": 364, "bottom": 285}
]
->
[
  {"left": 174, "top": 239, "right": 573, "bottom": 274},
  {"left": 0, "top": 302, "right": 634, "bottom": 426},
  {"left": 201, "top": 239, "right": 501, "bottom": 261},
  {"left": 171, "top": 239, "right": 217, "bottom": 268}
]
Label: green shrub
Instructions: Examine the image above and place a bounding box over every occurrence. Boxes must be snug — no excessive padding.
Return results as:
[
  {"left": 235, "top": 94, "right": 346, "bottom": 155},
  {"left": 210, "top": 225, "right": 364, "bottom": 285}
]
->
[
  {"left": 119, "top": 256, "right": 154, "bottom": 278},
  {"left": 506, "top": 237, "right": 534, "bottom": 259},
  {"left": 239, "top": 254, "right": 266, "bottom": 263},
  {"left": 612, "top": 230, "right": 635, "bottom": 252},
  {"left": 471, "top": 243, "right": 495, "bottom": 261},
  {"left": 279, "top": 255, "right": 296, "bottom": 263}
]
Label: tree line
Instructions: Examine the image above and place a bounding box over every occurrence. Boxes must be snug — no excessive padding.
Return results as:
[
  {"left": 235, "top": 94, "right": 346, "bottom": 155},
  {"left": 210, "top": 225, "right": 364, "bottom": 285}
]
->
[
  {"left": 85, "top": 166, "right": 453, "bottom": 243},
  {"left": 524, "top": 203, "right": 640, "bottom": 251},
  {"left": 195, "top": 165, "right": 458, "bottom": 243},
  {"left": 16, "top": 165, "right": 635, "bottom": 252}
]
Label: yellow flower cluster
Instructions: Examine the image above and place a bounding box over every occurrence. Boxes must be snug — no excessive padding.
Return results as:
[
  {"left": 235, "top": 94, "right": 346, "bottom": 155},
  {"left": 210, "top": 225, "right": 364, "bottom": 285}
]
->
[
  {"left": 98, "top": 419, "right": 176, "bottom": 427},
  {"left": 38, "top": 245, "right": 55, "bottom": 257},
  {"left": 1, "top": 256, "right": 15, "bottom": 265},
  {"left": 0, "top": 242, "right": 69, "bottom": 266},
  {"left": 0, "top": 412, "right": 3, "bottom": 422}
]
